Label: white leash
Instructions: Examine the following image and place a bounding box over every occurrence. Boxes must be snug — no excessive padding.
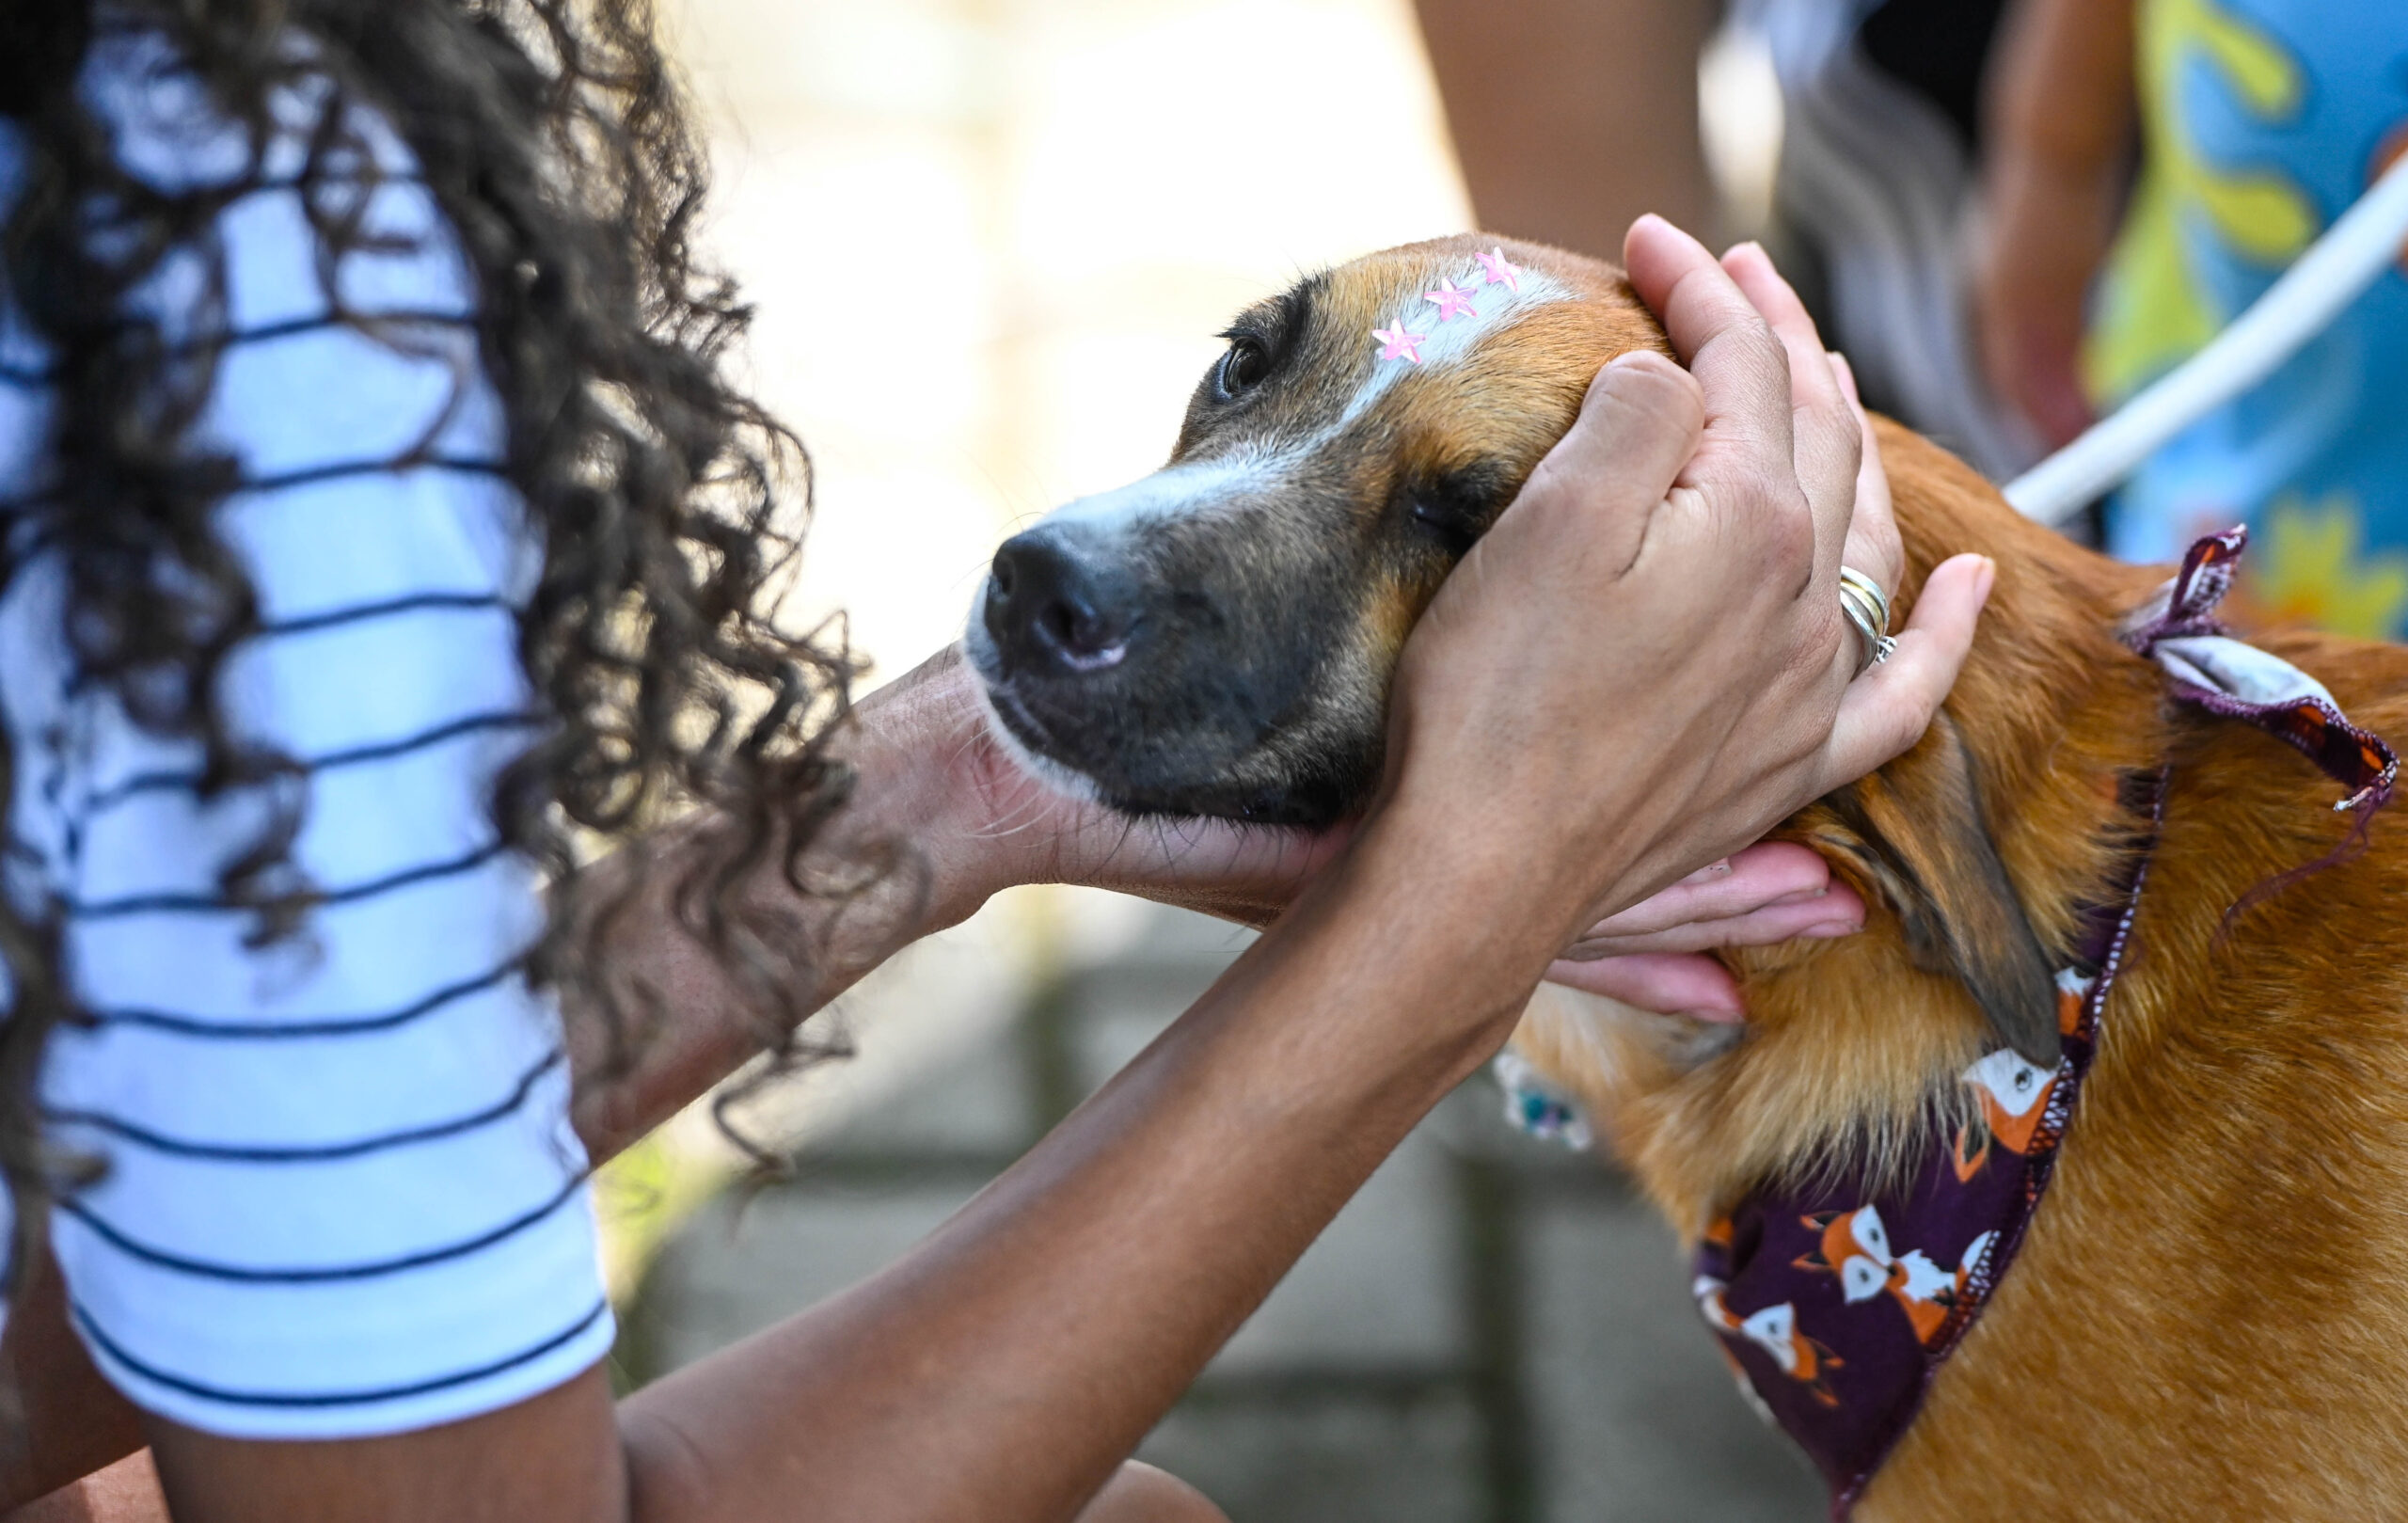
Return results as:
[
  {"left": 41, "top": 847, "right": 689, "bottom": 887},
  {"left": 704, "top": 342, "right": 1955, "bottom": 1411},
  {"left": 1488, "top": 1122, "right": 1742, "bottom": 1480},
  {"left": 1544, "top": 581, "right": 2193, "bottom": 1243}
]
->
[{"left": 2004, "top": 152, "right": 2408, "bottom": 528}]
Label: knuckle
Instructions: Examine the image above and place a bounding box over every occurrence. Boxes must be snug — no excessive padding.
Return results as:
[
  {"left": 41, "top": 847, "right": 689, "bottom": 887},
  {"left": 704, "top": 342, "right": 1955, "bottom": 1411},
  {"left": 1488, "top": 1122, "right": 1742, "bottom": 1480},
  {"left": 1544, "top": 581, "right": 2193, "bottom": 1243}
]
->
[
  {"left": 1833, "top": 422, "right": 1865, "bottom": 477},
  {"left": 1751, "top": 500, "right": 1817, "bottom": 582},
  {"left": 1734, "top": 312, "right": 1784, "bottom": 367},
  {"left": 1595, "top": 354, "right": 1703, "bottom": 433}
]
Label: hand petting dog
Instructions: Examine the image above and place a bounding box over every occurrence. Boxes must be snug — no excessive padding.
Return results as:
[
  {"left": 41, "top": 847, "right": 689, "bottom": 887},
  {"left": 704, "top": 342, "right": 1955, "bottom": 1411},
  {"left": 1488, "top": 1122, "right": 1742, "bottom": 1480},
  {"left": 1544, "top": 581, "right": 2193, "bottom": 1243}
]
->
[
  {"left": 922, "top": 215, "right": 1988, "bottom": 1020},
  {"left": 1373, "top": 214, "right": 1991, "bottom": 989},
  {"left": 1545, "top": 228, "right": 1990, "bottom": 1019}
]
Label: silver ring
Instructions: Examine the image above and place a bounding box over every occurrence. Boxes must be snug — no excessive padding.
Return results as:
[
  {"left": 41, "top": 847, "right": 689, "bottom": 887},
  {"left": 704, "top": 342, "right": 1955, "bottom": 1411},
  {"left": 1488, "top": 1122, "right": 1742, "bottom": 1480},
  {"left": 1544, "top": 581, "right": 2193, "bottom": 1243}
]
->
[
  {"left": 1838, "top": 566, "right": 1892, "bottom": 633},
  {"left": 1838, "top": 565, "right": 1895, "bottom": 676}
]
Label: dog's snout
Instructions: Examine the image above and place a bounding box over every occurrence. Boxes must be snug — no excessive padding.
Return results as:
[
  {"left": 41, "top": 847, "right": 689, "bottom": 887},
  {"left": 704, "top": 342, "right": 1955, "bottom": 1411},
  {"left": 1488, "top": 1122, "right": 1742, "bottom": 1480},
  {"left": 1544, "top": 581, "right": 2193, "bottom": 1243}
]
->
[{"left": 985, "top": 531, "right": 1136, "bottom": 676}]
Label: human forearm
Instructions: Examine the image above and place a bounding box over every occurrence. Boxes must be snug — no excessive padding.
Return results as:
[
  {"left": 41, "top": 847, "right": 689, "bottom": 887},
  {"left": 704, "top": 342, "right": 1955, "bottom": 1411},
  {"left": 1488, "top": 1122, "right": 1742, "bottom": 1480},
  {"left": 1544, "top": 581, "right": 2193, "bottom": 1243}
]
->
[
  {"left": 615, "top": 811, "right": 1553, "bottom": 1521},
  {"left": 135, "top": 817, "right": 1529, "bottom": 1523},
  {"left": 561, "top": 655, "right": 1013, "bottom": 1162},
  {"left": 1974, "top": 0, "right": 2137, "bottom": 442},
  {"left": 1988, "top": 0, "right": 2136, "bottom": 177},
  {"left": 1983, "top": 0, "right": 2133, "bottom": 270},
  {"left": 564, "top": 648, "right": 1352, "bottom": 1163},
  {"left": 0, "top": 1258, "right": 150, "bottom": 1511},
  {"left": 1412, "top": 0, "right": 1719, "bottom": 251}
]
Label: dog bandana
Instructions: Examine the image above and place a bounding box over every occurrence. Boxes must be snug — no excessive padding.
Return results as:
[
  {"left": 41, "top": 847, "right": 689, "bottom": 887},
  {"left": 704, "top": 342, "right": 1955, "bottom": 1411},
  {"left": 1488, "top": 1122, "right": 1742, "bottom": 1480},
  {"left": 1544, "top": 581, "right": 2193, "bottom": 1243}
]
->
[{"left": 1500, "top": 528, "right": 2397, "bottom": 1516}]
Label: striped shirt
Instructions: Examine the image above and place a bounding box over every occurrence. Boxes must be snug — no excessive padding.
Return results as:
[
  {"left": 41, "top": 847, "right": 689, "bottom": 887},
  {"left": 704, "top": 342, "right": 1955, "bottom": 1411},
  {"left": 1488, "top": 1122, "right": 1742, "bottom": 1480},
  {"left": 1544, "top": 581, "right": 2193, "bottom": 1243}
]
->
[{"left": 0, "top": 27, "right": 614, "bottom": 1437}]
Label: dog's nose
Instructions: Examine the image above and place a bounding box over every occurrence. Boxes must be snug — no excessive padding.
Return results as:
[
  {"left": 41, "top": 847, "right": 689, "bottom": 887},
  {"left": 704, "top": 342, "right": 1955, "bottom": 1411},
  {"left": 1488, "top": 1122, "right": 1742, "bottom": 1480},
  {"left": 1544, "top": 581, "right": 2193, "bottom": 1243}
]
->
[{"left": 985, "top": 531, "right": 1135, "bottom": 675}]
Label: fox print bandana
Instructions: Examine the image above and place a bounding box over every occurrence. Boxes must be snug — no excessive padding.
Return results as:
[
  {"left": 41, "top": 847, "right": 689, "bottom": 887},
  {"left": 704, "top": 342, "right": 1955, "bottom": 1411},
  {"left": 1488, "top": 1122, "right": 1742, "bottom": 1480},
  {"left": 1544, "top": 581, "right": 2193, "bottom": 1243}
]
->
[
  {"left": 1643, "top": 531, "right": 2396, "bottom": 1515},
  {"left": 1691, "top": 893, "right": 2147, "bottom": 1515}
]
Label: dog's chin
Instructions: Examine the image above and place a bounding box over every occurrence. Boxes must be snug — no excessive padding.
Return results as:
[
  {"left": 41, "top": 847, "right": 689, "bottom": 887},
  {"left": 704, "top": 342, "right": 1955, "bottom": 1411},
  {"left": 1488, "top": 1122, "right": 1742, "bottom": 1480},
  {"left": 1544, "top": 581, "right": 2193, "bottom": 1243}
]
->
[
  {"left": 963, "top": 670, "right": 1104, "bottom": 808},
  {"left": 1102, "top": 774, "right": 1353, "bottom": 829},
  {"left": 970, "top": 677, "right": 1355, "bottom": 829}
]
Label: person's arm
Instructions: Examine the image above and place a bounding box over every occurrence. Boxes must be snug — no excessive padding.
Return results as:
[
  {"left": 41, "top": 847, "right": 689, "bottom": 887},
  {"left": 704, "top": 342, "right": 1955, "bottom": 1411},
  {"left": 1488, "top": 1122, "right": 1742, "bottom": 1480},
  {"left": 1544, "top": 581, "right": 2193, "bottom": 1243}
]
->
[
  {"left": 0, "top": 1259, "right": 151, "bottom": 1517},
  {"left": 568, "top": 643, "right": 1876, "bottom": 1163},
  {"left": 1410, "top": 0, "right": 1721, "bottom": 256},
  {"left": 0, "top": 610, "right": 1858, "bottom": 1517},
  {"left": 132, "top": 217, "right": 1991, "bottom": 1523},
  {"left": 1972, "top": 0, "right": 2139, "bottom": 447}
]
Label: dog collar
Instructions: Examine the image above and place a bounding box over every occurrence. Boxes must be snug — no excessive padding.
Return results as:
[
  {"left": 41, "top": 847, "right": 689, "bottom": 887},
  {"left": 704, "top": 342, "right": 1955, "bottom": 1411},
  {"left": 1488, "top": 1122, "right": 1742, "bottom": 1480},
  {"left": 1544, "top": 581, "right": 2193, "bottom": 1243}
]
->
[{"left": 1501, "top": 530, "right": 2398, "bottom": 1515}]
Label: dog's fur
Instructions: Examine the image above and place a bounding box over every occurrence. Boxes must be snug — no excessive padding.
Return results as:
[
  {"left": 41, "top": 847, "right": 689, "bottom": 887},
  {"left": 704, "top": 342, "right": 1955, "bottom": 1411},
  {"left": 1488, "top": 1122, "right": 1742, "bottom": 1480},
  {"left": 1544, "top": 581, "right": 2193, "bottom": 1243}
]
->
[{"left": 970, "top": 234, "right": 2408, "bottom": 1519}]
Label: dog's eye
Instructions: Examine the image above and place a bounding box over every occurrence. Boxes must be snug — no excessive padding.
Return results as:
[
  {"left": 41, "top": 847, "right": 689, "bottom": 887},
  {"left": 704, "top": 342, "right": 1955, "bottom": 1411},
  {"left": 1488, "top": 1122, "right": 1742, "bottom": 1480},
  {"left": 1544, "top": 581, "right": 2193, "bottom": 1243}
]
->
[
  {"left": 1410, "top": 497, "right": 1481, "bottom": 557},
  {"left": 1217, "top": 338, "right": 1271, "bottom": 400},
  {"left": 1400, "top": 463, "right": 1513, "bottom": 560}
]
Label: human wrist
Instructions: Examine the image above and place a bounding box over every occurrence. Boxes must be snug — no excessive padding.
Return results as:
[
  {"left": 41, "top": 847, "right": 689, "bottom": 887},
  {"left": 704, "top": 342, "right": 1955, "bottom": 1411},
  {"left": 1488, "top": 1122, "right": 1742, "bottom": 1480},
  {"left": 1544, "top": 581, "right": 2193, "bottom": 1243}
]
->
[
  {"left": 1224, "top": 814, "right": 1547, "bottom": 1088},
  {"left": 1352, "top": 776, "right": 1635, "bottom": 982},
  {"left": 836, "top": 649, "right": 1024, "bottom": 933}
]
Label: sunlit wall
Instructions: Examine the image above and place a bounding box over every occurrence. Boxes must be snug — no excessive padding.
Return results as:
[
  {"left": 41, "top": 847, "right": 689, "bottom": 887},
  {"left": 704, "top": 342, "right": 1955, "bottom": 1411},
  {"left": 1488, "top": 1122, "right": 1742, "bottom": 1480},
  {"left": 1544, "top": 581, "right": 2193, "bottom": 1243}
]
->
[
  {"left": 660, "top": 0, "right": 1473, "bottom": 683},
  {"left": 602, "top": 0, "right": 1473, "bottom": 1293}
]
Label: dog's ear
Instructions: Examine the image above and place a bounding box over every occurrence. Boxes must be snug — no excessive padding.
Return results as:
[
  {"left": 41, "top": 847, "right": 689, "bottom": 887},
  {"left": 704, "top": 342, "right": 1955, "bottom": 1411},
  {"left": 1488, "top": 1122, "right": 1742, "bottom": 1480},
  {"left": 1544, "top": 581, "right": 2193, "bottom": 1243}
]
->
[{"left": 1805, "top": 714, "right": 2057, "bottom": 1065}]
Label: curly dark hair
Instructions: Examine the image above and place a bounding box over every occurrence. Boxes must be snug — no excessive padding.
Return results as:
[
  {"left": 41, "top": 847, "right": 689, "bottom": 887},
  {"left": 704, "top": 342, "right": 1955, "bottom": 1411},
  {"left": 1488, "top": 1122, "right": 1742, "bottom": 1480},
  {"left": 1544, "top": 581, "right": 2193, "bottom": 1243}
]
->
[{"left": 0, "top": 0, "right": 863, "bottom": 1285}]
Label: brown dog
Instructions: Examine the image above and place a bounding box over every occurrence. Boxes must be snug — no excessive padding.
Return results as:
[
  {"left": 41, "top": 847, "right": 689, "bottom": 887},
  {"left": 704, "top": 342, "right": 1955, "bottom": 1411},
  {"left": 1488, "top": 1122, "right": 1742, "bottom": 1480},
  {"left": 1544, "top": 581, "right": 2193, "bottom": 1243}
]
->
[{"left": 967, "top": 234, "right": 2408, "bottom": 1519}]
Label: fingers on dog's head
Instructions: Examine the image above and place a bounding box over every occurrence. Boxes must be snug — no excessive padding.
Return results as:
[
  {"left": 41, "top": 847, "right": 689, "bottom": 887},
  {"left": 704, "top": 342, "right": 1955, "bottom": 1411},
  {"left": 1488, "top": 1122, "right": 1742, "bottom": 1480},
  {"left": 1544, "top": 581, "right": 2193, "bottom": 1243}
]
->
[
  {"left": 1719, "top": 244, "right": 1861, "bottom": 546},
  {"left": 1584, "top": 350, "right": 1705, "bottom": 457},
  {"left": 1719, "top": 243, "right": 1830, "bottom": 379},
  {"left": 1624, "top": 219, "right": 1791, "bottom": 421},
  {"left": 1830, "top": 351, "right": 1863, "bottom": 407},
  {"left": 1820, "top": 554, "right": 1996, "bottom": 789},
  {"left": 1520, "top": 351, "right": 1703, "bottom": 531}
]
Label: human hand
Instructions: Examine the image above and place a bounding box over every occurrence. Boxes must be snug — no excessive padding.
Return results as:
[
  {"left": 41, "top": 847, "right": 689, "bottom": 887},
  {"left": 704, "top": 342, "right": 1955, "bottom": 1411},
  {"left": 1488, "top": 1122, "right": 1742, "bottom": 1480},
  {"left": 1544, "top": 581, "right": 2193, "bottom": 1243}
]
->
[
  {"left": 1545, "top": 842, "right": 1864, "bottom": 1017},
  {"left": 879, "top": 645, "right": 1350, "bottom": 928},
  {"left": 1533, "top": 239, "right": 1893, "bottom": 1021},
  {"left": 900, "top": 647, "right": 1858, "bottom": 1007},
  {"left": 1371, "top": 214, "right": 1993, "bottom": 976}
]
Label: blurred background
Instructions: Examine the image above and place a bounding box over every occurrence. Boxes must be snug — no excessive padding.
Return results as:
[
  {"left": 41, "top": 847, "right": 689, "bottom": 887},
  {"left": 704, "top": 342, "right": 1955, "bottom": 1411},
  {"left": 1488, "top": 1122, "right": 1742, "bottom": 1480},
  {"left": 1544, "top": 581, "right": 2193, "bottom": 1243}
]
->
[{"left": 604, "top": 0, "right": 2408, "bottom": 1517}]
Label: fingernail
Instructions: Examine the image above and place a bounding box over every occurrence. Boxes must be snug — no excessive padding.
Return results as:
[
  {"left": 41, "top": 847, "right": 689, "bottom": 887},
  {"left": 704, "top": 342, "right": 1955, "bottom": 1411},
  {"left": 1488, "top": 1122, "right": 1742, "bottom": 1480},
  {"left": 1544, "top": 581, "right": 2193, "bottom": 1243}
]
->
[
  {"left": 1799, "top": 919, "right": 1862, "bottom": 939},
  {"left": 1769, "top": 886, "right": 1829, "bottom": 908},
  {"left": 1975, "top": 555, "right": 1999, "bottom": 604}
]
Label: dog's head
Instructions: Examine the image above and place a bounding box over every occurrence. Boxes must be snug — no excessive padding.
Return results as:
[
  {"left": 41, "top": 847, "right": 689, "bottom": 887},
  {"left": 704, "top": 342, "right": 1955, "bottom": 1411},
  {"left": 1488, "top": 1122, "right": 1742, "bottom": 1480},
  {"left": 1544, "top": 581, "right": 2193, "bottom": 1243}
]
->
[
  {"left": 967, "top": 233, "right": 2080, "bottom": 1066},
  {"left": 965, "top": 235, "right": 1668, "bottom": 825}
]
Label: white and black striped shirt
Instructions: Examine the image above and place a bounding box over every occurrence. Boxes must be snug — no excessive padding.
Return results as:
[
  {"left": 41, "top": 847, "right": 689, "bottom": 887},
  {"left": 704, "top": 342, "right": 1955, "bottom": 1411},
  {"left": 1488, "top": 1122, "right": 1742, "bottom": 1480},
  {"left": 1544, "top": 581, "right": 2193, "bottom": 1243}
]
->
[{"left": 0, "top": 27, "right": 613, "bottom": 1438}]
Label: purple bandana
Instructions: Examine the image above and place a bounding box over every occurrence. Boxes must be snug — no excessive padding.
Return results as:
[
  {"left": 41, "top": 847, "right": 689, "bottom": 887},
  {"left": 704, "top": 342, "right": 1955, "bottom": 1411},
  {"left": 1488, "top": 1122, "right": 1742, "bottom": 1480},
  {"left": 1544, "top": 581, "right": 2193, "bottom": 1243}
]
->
[
  {"left": 2121, "top": 526, "right": 2398, "bottom": 819},
  {"left": 1689, "top": 867, "right": 2145, "bottom": 1513},
  {"left": 1676, "top": 530, "right": 2400, "bottom": 1515}
]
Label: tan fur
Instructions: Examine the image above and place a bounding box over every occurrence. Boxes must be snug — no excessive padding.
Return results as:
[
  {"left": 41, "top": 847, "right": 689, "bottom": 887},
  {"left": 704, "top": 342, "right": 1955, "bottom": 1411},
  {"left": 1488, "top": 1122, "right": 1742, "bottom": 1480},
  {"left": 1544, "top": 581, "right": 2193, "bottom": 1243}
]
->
[{"left": 1321, "top": 237, "right": 2408, "bottom": 1516}]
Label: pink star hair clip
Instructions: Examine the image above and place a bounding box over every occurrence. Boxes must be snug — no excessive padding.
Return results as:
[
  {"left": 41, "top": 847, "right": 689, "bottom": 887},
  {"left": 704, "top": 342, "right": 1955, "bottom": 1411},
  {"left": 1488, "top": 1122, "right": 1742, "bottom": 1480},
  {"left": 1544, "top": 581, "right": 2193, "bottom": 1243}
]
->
[
  {"left": 1373, "top": 323, "right": 1428, "bottom": 364},
  {"left": 1423, "top": 278, "right": 1478, "bottom": 323},
  {"left": 1475, "top": 246, "right": 1521, "bottom": 292}
]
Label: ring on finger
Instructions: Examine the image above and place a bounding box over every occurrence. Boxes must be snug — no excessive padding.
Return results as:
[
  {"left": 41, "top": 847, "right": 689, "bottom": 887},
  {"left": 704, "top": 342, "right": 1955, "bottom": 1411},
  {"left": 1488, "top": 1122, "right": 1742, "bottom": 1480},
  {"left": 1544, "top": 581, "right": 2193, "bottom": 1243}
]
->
[
  {"left": 1838, "top": 566, "right": 1891, "bottom": 630},
  {"left": 1838, "top": 565, "right": 1897, "bottom": 676}
]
